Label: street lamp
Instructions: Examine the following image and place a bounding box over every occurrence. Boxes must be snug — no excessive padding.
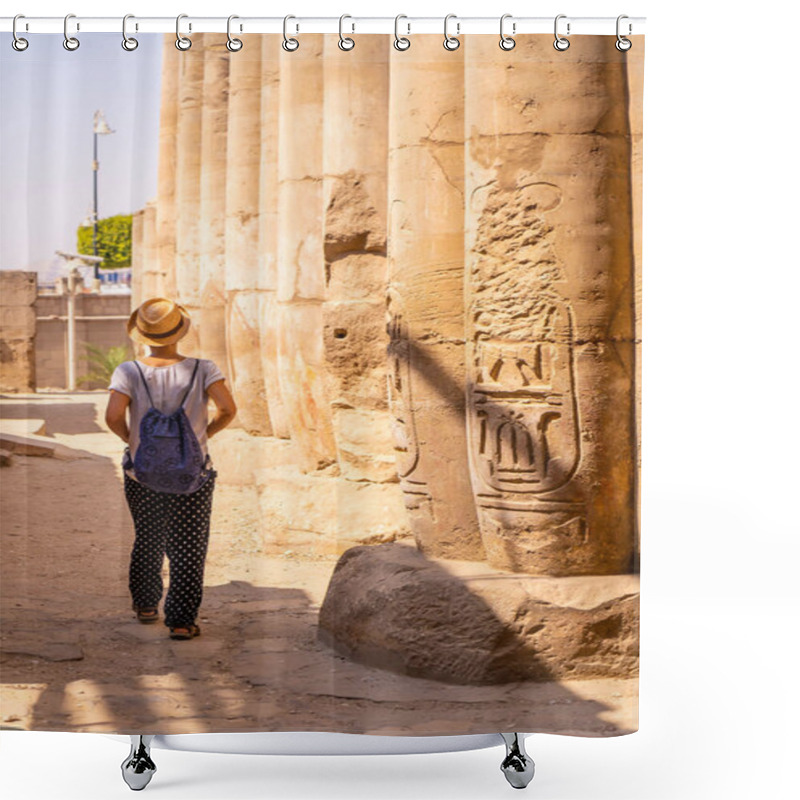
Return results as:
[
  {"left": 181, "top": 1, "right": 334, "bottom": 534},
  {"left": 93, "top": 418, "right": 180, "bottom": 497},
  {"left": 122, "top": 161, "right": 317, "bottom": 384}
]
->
[{"left": 92, "top": 110, "right": 115, "bottom": 281}]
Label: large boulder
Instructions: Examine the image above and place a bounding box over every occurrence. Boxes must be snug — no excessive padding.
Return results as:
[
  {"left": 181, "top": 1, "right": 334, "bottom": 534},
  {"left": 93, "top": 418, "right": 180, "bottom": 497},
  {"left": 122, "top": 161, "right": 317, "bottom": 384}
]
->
[{"left": 318, "top": 542, "right": 638, "bottom": 685}]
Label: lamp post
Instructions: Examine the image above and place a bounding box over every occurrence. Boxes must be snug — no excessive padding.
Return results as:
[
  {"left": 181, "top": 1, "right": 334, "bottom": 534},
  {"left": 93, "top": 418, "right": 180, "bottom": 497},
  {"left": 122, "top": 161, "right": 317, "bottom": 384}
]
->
[{"left": 92, "top": 110, "right": 115, "bottom": 280}]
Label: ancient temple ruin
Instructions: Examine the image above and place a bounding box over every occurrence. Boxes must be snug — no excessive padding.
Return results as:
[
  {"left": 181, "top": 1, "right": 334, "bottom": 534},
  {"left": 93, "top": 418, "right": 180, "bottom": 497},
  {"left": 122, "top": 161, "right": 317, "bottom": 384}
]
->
[{"left": 132, "top": 33, "right": 643, "bottom": 684}]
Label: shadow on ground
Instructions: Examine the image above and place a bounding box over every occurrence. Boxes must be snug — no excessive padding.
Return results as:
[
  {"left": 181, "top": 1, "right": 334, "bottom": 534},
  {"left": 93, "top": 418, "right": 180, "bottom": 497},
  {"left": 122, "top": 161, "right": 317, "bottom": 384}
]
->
[{"left": 1, "top": 391, "right": 631, "bottom": 737}]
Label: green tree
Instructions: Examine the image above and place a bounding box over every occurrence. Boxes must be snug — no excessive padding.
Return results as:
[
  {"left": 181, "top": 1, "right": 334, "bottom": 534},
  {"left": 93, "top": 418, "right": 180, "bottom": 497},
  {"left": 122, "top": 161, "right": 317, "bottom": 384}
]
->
[
  {"left": 77, "top": 343, "right": 131, "bottom": 388},
  {"left": 77, "top": 213, "right": 133, "bottom": 270}
]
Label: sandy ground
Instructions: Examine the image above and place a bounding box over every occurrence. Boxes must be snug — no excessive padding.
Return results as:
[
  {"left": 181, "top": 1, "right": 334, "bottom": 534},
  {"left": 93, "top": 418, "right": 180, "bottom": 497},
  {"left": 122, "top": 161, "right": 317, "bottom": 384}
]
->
[{"left": 0, "top": 391, "right": 636, "bottom": 736}]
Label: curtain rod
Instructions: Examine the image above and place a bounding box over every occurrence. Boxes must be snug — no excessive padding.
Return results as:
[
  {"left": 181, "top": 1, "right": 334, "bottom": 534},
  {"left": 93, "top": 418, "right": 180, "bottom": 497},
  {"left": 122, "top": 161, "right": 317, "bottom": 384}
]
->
[{"left": 1, "top": 16, "right": 646, "bottom": 36}]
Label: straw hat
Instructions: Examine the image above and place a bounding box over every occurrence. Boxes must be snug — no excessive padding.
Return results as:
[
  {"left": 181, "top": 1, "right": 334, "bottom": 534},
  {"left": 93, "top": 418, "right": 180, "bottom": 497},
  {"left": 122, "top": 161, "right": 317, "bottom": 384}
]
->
[{"left": 127, "top": 297, "right": 191, "bottom": 347}]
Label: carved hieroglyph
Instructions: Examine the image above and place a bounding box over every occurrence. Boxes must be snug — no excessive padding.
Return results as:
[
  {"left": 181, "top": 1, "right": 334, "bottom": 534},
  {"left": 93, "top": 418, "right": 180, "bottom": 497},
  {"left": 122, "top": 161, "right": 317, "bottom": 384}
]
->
[
  {"left": 464, "top": 35, "right": 637, "bottom": 576},
  {"left": 387, "top": 36, "right": 484, "bottom": 560},
  {"left": 385, "top": 287, "right": 425, "bottom": 489}
]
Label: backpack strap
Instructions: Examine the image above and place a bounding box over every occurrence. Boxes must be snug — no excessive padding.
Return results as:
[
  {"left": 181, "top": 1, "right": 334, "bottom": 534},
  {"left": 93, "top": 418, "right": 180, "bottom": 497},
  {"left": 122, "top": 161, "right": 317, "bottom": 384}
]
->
[
  {"left": 179, "top": 358, "right": 201, "bottom": 409},
  {"left": 132, "top": 361, "right": 155, "bottom": 409}
]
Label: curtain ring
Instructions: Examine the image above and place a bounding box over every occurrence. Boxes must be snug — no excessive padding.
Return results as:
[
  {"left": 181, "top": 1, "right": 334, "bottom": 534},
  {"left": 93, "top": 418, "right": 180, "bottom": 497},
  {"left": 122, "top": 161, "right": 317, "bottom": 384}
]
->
[
  {"left": 122, "top": 14, "right": 139, "bottom": 51},
  {"left": 283, "top": 15, "right": 299, "bottom": 51},
  {"left": 394, "top": 14, "right": 410, "bottom": 50},
  {"left": 63, "top": 14, "right": 80, "bottom": 51},
  {"left": 553, "top": 14, "right": 570, "bottom": 51},
  {"left": 12, "top": 14, "right": 29, "bottom": 51},
  {"left": 443, "top": 13, "right": 460, "bottom": 51},
  {"left": 175, "top": 14, "right": 192, "bottom": 50},
  {"left": 499, "top": 14, "right": 515, "bottom": 50},
  {"left": 615, "top": 14, "right": 632, "bottom": 51},
  {"left": 338, "top": 14, "right": 355, "bottom": 50},
  {"left": 227, "top": 15, "right": 243, "bottom": 51}
]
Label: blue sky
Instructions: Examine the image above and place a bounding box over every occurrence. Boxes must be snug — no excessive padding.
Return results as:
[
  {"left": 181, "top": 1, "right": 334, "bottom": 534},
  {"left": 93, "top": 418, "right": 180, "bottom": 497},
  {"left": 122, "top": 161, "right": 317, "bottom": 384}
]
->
[{"left": 0, "top": 33, "right": 161, "bottom": 279}]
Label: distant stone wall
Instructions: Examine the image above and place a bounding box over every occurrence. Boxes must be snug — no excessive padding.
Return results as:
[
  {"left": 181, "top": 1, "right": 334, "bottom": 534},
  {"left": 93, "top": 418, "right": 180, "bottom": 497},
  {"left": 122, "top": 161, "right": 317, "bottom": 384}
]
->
[
  {"left": 0, "top": 271, "right": 37, "bottom": 393},
  {"left": 35, "top": 294, "right": 132, "bottom": 390}
]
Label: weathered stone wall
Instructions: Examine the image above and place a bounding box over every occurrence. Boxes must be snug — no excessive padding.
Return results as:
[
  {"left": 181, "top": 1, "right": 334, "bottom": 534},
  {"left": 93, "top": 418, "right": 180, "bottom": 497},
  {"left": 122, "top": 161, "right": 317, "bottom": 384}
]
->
[
  {"left": 0, "top": 271, "right": 37, "bottom": 392},
  {"left": 144, "top": 34, "right": 641, "bottom": 579},
  {"left": 34, "top": 294, "right": 130, "bottom": 389}
]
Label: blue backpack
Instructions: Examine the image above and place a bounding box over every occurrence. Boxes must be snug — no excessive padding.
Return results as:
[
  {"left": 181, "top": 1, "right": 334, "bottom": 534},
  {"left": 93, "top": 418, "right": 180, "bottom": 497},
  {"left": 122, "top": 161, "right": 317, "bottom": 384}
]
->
[{"left": 123, "top": 358, "right": 212, "bottom": 494}]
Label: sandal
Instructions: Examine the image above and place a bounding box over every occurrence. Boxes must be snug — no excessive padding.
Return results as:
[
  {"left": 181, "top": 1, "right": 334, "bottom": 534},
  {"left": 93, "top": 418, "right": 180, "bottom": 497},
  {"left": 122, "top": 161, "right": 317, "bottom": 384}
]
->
[
  {"left": 133, "top": 605, "right": 160, "bottom": 624},
  {"left": 169, "top": 624, "right": 201, "bottom": 640}
]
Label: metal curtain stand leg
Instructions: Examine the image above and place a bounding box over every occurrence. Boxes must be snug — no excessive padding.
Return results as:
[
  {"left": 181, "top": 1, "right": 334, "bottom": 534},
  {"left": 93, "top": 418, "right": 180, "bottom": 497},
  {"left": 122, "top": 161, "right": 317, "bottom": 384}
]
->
[
  {"left": 121, "top": 735, "right": 157, "bottom": 791},
  {"left": 118, "top": 732, "right": 533, "bottom": 790},
  {"left": 500, "top": 732, "right": 535, "bottom": 789}
]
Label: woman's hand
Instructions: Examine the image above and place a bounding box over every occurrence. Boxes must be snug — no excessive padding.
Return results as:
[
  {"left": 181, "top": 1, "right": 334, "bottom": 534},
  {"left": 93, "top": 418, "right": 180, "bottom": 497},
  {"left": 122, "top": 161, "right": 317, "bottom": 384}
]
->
[
  {"left": 106, "top": 389, "right": 131, "bottom": 443},
  {"left": 206, "top": 379, "right": 237, "bottom": 438}
]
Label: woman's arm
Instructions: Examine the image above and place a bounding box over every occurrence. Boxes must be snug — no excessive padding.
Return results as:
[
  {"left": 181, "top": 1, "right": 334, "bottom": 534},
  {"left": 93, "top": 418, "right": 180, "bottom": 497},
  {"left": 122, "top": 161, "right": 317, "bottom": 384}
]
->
[
  {"left": 106, "top": 389, "right": 131, "bottom": 443},
  {"left": 206, "top": 379, "right": 237, "bottom": 438}
]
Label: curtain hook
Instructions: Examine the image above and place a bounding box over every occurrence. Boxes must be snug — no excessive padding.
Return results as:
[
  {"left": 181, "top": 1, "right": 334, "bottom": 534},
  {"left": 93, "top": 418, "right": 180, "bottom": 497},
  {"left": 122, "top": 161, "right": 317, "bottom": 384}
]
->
[
  {"left": 12, "top": 14, "right": 29, "bottom": 51},
  {"left": 443, "top": 13, "right": 460, "bottom": 51},
  {"left": 615, "top": 14, "right": 632, "bottom": 51},
  {"left": 499, "top": 14, "right": 515, "bottom": 50},
  {"left": 122, "top": 14, "right": 139, "bottom": 51},
  {"left": 175, "top": 14, "right": 192, "bottom": 50},
  {"left": 338, "top": 14, "right": 355, "bottom": 50},
  {"left": 283, "top": 15, "right": 299, "bottom": 51},
  {"left": 227, "top": 15, "right": 243, "bottom": 51},
  {"left": 63, "top": 13, "right": 80, "bottom": 51},
  {"left": 394, "top": 14, "right": 410, "bottom": 50},
  {"left": 554, "top": 14, "right": 570, "bottom": 51}
]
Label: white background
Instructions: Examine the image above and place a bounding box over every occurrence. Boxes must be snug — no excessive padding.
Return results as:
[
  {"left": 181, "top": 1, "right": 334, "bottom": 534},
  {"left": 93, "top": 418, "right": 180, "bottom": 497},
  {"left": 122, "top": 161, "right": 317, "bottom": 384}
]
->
[{"left": 2, "top": 1, "right": 799, "bottom": 798}]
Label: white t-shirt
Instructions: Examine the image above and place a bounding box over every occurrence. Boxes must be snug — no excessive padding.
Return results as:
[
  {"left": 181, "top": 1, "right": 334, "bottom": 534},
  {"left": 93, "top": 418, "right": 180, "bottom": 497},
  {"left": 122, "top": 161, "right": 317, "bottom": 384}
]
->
[{"left": 108, "top": 357, "right": 225, "bottom": 479}]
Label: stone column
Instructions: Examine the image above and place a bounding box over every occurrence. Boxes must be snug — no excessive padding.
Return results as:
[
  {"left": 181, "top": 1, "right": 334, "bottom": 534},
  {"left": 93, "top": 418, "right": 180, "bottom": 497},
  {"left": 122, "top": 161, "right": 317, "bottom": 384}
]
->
[
  {"left": 224, "top": 39, "right": 272, "bottom": 434},
  {"left": 157, "top": 33, "right": 180, "bottom": 302},
  {"left": 387, "top": 35, "right": 483, "bottom": 560},
  {"left": 463, "top": 35, "right": 637, "bottom": 576},
  {"left": 321, "top": 34, "right": 396, "bottom": 483},
  {"left": 173, "top": 33, "right": 205, "bottom": 356},
  {"left": 276, "top": 34, "right": 337, "bottom": 471},
  {"left": 257, "top": 36, "right": 290, "bottom": 439},
  {"left": 130, "top": 208, "right": 144, "bottom": 312},
  {"left": 196, "top": 34, "right": 230, "bottom": 374},
  {"left": 627, "top": 40, "right": 644, "bottom": 572},
  {"left": 140, "top": 201, "right": 159, "bottom": 299}
]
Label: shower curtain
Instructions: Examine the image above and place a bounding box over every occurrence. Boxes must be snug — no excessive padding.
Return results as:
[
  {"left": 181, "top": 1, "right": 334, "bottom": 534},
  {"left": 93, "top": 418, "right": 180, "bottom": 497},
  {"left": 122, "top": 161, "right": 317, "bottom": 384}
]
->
[{"left": 0, "top": 30, "right": 643, "bottom": 738}]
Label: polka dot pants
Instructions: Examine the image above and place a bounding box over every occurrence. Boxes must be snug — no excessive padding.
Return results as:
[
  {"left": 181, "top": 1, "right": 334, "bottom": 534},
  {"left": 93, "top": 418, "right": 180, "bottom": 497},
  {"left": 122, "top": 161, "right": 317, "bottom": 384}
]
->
[{"left": 124, "top": 472, "right": 216, "bottom": 629}]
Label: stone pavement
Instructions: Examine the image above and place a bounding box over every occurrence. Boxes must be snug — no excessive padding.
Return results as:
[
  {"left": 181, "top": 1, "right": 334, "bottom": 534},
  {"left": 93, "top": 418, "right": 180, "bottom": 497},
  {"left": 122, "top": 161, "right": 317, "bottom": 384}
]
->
[{"left": 0, "top": 391, "right": 636, "bottom": 736}]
